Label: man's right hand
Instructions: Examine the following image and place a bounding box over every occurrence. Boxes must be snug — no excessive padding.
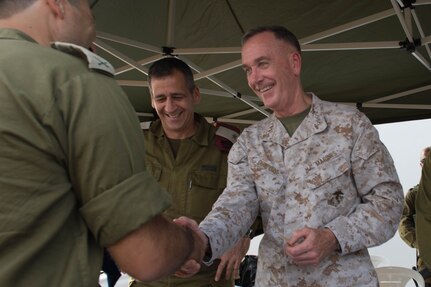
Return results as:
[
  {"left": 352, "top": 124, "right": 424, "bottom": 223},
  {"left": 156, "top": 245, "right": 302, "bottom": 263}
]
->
[{"left": 173, "top": 216, "right": 208, "bottom": 278}]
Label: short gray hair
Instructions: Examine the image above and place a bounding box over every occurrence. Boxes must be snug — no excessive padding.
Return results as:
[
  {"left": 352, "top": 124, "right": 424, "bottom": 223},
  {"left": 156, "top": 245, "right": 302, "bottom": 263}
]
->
[{"left": 241, "top": 25, "right": 302, "bottom": 54}]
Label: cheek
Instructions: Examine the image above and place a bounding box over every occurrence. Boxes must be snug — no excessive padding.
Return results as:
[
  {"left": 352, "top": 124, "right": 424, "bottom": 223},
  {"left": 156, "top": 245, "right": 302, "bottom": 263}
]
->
[{"left": 247, "top": 76, "right": 254, "bottom": 87}]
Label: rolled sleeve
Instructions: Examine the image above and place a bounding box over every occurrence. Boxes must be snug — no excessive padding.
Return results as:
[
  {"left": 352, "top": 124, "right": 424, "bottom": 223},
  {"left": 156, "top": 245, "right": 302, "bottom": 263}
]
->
[{"left": 80, "top": 171, "right": 170, "bottom": 247}]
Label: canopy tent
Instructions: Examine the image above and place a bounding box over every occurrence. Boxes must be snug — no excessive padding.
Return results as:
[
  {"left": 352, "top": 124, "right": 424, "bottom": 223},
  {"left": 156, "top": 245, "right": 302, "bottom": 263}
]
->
[{"left": 91, "top": 0, "right": 431, "bottom": 126}]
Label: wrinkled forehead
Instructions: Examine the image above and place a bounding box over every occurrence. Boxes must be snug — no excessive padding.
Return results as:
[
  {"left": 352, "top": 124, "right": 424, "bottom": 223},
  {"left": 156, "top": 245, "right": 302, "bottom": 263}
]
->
[{"left": 241, "top": 33, "right": 292, "bottom": 63}]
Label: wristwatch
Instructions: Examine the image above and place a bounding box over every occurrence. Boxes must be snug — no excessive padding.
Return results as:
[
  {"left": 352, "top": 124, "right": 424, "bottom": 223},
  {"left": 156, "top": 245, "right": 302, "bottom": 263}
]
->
[{"left": 245, "top": 228, "right": 254, "bottom": 239}]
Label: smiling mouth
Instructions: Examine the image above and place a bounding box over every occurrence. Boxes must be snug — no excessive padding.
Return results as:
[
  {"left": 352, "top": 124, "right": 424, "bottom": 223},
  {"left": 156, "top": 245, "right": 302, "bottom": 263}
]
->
[
  {"left": 165, "top": 112, "right": 181, "bottom": 119},
  {"left": 255, "top": 85, "right": 273, "bottom": 93}
]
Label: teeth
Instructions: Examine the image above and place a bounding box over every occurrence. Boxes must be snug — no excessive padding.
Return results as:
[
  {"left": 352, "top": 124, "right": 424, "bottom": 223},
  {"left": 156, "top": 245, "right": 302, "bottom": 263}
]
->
[
  {"left": 257, "top": 85, "right": 272, "bottom": 93},
  {"left": 166, "top": 113, "right": 180, "bottom": 118}
]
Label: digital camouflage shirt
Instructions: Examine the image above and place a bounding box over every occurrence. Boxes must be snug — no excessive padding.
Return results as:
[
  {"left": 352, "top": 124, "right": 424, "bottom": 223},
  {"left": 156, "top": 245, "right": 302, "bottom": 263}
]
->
[{"left": 200, "top": 94, "right": 403, "bottom": 286}]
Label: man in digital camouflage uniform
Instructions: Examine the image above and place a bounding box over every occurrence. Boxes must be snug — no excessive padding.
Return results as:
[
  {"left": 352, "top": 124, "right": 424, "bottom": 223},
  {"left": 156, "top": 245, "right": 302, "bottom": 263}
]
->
[
  {"left": 175, "top": 25, "right": 404, "bottom": 286},
  {"left": 417, "top": 147, "right": 431, "bottom": 285},
  {"left": 130, "top": 57, "right": 254, "bottom": 287},
  {"left": 399, "top": 146, "right": 431, "bottom": 286},
  {"left": 0, "top": 1, "right": 204, "bottom": 286}
]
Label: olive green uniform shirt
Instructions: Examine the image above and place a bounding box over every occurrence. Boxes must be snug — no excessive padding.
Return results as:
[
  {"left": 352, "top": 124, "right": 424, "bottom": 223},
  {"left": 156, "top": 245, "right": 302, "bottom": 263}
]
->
[
  {"left": 399, "top": 185, "right": 431, "bottom": 283},
  {"left": 0, "top": 29, "right": 170, "bottom": 287},
  {"left": 399, "top": 185, "right": 419, "bottom": 249},
  {"left": 417, "top": 151, "right": 431, "bottom": 270},
  {"left": 131, "top": 115, "right": 231, "bottom": 287}
]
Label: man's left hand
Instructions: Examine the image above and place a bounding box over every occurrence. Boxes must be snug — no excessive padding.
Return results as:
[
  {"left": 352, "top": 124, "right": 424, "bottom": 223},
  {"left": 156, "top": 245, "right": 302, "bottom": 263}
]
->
[{"left": 215, "top": 237, "right": 251, "bottom": 281}]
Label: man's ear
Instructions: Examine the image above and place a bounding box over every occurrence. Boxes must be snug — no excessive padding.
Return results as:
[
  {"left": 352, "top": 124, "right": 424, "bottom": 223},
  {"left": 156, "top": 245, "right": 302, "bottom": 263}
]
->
[
  {"left": 193, "top": 86, "right": 201, "bottom": 105},
  {"left": 46, "top": 0, "right": 65, "bottom": 18},
  {"left": 290, "top": 51, "right": 302, "bottom": 77},
  {"left": 150, "top": 94, "right": 155, "bottom": 108}
]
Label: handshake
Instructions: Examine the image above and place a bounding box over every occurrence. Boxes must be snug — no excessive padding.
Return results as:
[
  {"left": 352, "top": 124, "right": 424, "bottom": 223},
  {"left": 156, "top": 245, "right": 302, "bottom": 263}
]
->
[
  {"left": 173, "top": 216, "right": 209, "bottom": 278},
  {"left": 172, "top": 216, "right": 251, "bottom": 282}
]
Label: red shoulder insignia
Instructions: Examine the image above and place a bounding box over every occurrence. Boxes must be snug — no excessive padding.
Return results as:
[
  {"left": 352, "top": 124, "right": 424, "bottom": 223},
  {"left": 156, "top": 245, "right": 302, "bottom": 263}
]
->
[{"left": 213, "top": 122, "right": 240, "bottom": 152}]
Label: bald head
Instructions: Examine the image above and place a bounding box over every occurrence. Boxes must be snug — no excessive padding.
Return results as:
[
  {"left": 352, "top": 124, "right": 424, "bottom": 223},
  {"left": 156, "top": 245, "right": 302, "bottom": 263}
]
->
[{"left": 0, "top": 0, "right": 37, "bottom": 18}]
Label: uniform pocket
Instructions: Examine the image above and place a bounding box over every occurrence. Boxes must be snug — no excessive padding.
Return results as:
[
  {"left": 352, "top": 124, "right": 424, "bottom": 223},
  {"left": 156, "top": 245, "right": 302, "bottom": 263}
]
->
[
  {"left": 304, "top": 155, "right": 350, "bottom": 190},
  {"left": 250, "top": 158, "right": 284, "bottom": 195},
  {"left": 188, "top": 170, "right": 224, "bottom": 222},
  {"left": 303, "top": 155, "right": 352, "bottom": 225},
  {"left": 145, "top": 161, "right": 162, "bottom": 181}
]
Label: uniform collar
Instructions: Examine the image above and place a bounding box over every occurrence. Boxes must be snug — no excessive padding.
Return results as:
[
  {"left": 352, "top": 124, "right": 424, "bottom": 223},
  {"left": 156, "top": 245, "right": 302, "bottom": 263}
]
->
[
  {"left": 261, "top": 93, "right": 327, "bottom": 147},
  {"left": 150, "top": 113, "right": 212, "bottom": 146}
]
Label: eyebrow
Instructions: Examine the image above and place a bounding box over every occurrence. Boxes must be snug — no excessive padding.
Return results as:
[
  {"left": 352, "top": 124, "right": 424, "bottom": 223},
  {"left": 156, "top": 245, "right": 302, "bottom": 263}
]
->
[
  {"left": 242, "top": 56, "right": 270, "bottom": 69},
  {"left": 154, "top": 92, "right": 185, "bottom": 98}
]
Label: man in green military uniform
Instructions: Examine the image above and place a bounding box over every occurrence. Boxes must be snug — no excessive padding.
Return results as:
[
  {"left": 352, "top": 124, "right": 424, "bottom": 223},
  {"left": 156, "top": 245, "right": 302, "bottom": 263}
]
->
[
  {"left": 399, "top": 146, "right": 431, "bottom": 286},
  {"left": 0, "top": 1, "right": 204, "bottom": 286},
  {"left": 129, "top": 57, "right": 252, "bottom": 287}
]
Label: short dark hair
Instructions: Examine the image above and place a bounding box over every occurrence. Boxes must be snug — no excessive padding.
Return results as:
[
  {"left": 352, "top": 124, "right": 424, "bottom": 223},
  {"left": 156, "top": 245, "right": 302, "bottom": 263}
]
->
[
  {"left": 241, "top": 25, "right": 301, "bottom": 54},
  {"left": 148, "top": 57, "right": 195, "bottom": 95}
]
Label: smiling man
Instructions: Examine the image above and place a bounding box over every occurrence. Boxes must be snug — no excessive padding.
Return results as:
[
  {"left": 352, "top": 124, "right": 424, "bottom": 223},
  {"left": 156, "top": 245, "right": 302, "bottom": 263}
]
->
[
  {"left": 175, "top": 25, "right": 404, "bottom": 286},
  {"left": 131, "top": 57, "right": 255, "bottom": 287}
]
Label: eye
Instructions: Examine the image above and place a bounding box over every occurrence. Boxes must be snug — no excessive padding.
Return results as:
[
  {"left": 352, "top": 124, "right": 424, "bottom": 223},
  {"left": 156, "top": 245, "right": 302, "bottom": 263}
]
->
[
  {"left": 154, "top": 96, "right": 166, "bottom": 103},
  {"left": 172, "top": 94, "right": 185, "bottom": 100},
  {"left": 242, "top": 67, "right": 251, "bottom": 75},
  {"left": 258, "top": 61, "right": 269, "bottom": 69}
]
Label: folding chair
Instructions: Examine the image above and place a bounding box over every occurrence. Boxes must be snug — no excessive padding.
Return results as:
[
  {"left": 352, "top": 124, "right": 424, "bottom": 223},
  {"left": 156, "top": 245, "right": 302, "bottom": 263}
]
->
[{"left": 375, "top": 266, "right": 425, "bottom": 287}]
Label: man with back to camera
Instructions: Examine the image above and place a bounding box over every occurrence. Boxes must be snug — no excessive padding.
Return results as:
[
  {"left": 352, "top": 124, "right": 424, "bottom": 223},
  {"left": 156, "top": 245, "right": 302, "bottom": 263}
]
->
[
  {"left": 0, "top": 1, "right": 205, "bottom": 286},
  {"left": 175, "top": 25, "right": 404, "bottom": 286},
  {"left": 129, "top": 56, "right": 257, "bottom": 287},
  {"left": 399, "top": 146, "right": 431, "bottom": 286}
]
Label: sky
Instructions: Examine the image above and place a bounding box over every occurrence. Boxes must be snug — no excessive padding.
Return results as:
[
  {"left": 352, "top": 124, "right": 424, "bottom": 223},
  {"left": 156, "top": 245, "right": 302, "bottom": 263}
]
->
[{"left": 248, "top": 118, "right": 431, "bottom": 281}]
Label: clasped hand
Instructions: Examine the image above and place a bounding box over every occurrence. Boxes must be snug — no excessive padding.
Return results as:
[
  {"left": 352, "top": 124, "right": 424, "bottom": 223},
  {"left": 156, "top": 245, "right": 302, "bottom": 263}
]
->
[
  {"left": 172, "top": 216, "right": 251, "bottom": 282},
  {"left": 173, "top": 216, "right": 207, "bottom": 278},
  {"left": 284, "top": 227, "right": 338, "bottom": 266}
]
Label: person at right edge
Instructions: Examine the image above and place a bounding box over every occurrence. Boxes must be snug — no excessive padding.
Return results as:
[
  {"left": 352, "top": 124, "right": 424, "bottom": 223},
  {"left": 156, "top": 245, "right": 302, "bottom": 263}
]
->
[
  {"left": 174, "top": 25, "right": 404, "bottom": 286},
  {"left": 416, "top": 146, "right": 431, "bottom": 285},
  {"left": 399, "top": 146, "right": 431, "bottom": 286}
]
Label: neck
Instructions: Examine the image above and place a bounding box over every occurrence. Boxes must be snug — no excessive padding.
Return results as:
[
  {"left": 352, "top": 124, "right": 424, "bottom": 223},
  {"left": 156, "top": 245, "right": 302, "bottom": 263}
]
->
[
  {"left": 274, "top": 91, "right": 312, "bottom": 118},
  {"left": 164, "top": 124, "right": 196, "bottom": 140}
]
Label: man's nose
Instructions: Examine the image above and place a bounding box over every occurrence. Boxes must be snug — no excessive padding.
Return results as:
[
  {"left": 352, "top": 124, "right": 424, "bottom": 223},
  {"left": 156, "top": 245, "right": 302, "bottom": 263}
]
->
[
  {"left": 248, "top": 68, "right": 261, "bottom": 85},
  {"left": 165, "top": 97, "right": 175, "bottom": 111}
]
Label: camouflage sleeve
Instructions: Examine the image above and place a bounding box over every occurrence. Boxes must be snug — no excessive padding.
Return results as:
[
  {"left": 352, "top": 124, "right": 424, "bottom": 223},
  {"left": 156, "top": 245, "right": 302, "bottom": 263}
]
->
[
  {"left": 325, "top": 112, "right": 404, "bottom": 254},
  {"left": 398, "top": 187, "right": 417, "bottom": 248},
  {"left": 200, "top": 136, "right": 260, "bottom": 260}
]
